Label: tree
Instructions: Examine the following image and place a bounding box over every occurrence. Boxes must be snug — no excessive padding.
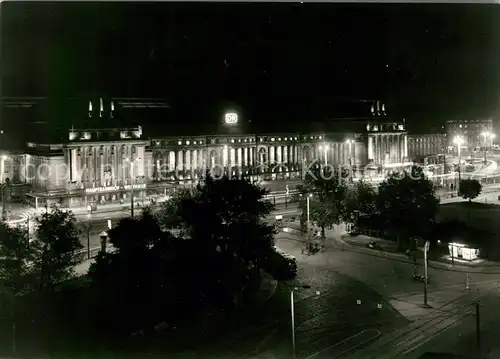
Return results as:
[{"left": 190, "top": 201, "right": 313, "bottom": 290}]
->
[
  {"left": 344, "top": 179, "right": 377, "bottom": 223},
  {"left": 32, "top": 206, "right": 83, "bottom": 291},
  {"left": 156, "top": 188, "right": 193, "bottom": 235},
  {"left": 377, "top": 165, "right": 439, "bottom": 250},
  {"left": 296, "top": 167, "right": 348, "bottom": 240},
  {"left": 89, "top": 175, "right": 277, "bottom": 339},
  {"left": 0, "top": 222, "right": 37, "bottom": 296},
  {"left": 0, "top": 221, "right": 40, "bottom": 355},
  {"left": 173, "top": 174, "right": 276, "bottom": 268},
  {"left": 458, "top": 179, "right": 482, "bottom": 202}
]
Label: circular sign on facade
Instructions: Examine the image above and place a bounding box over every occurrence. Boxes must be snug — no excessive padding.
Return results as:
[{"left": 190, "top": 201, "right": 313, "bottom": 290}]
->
[{"left": 225, "top": 112, "right": 238, "bottom": 124}]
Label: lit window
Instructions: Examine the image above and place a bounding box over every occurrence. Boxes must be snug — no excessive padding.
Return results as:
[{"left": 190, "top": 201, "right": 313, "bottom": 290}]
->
[
  {"left": 285, "top": 137, "right": 288, "bottom": 141},
  {"left": 231, "top": 139, "right": 235, "bottom": 143},
  {"left": 278, "top": 138, "right": 281, "bottom": 141},
  {"left": 193, "top": 141, "right": 197, "bottom": 145},
  {"left": 186, "top": 140, "right": 190, "bottom": 145},
  {"left": 319, "top": 136, "right": 322, "bottom": 140},
  {"left": 178, "top": 141, "right": 182, "bottom": 145},
  {"left": 271, "top": 138, "right": 275, "bottom": 141}
]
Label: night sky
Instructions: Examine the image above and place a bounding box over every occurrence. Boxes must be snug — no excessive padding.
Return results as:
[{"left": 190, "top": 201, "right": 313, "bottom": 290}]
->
[{"left": 2, "top": 2, "right": 500, "bottom": 132}]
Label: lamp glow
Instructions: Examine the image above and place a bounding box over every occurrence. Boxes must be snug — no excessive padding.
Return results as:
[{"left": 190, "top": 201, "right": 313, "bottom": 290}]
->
[{"left": 225, "top": 112, "right": 238, "bottom": 124}]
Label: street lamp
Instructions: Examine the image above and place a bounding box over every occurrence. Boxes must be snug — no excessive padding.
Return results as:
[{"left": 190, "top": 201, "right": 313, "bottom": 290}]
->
[
  {"left": 84, "top": 211, "right": 93, "bottom": 259},
  {"left": 345, "top": 139, "right": 354, "bottom": 166},
  {"left": 481, "top": 131, "right": 495, "bottom": 164},
  {"left": 423, "top": 240, "right": 430, "bottom": 308},
  {"left": 289, "top": 284, "right": 320, "bottom": 359},
  {"left": 319, "top": 144, "right": 329, "bottom": 167},
  {"left": 298, "top": 193, "right": 313, "bottom": 253},
  {"left": 125, "top": 157, "right": 140, "bottom": 217},
  {"left": 223, "top": 145, "right": 229, "bottom": 172},
  {"left": 453, "top": 135, "right": 464, "bottom": 186}
]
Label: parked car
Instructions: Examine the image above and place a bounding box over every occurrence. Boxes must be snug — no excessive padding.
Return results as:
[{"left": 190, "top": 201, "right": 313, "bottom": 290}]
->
[{"left": 262, "top": 247, "right": 297, "bottom": 281}]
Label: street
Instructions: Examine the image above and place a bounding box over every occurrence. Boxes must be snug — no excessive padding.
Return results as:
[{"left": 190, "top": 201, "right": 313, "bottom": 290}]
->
[{"left": 17, "top": 177, "right": 500, "bottom": 358}]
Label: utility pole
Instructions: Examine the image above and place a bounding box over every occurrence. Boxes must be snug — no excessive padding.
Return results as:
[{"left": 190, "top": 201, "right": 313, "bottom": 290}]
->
[
  {"left": 306, "top": 194, "right": 311, "bottom": 254},
  {"left": 26, "top": 216, "right": 30, "bottom": 247},
  {"left": 476, "top": 302, "right": 481, "bottom": 359},
  {"left": 291, "top": 289, "right": 296, "bottom": 359},
  {"left": 86, "top": 213, "right": 92, "bottom": 259},
  {"left": 130, "top": 158, "right": 136, "bottom": 218},
  {"left": 1, "top": 184, "right": 5, "bottom": 221},
  {"left": 423, "top": 240, "right": 431, "bottom": 308}
]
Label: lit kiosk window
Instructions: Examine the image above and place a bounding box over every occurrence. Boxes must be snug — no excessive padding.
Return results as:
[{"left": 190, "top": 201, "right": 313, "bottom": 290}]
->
[{"left": 225, "top": 112, "right": 238, "bottom": 124}]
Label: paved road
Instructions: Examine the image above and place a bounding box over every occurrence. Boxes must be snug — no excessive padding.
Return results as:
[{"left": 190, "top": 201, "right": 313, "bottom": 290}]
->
[
  {"left": 274, "top": 230, "right": 500, "bottom": 359},
  {"left": 401, "top": 292, "right": 500, "bottom": 359},
  {"left": 177, "top": 233, "right": 408, "bottom": 359}
]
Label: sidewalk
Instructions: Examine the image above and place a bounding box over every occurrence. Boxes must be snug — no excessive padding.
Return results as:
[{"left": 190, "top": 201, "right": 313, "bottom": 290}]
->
[
  {"left": 281, "top": 219, "right": 500, "bottom": 274},
  {"left": 338, "top": 233, "right": 500, "bottom": 273}
]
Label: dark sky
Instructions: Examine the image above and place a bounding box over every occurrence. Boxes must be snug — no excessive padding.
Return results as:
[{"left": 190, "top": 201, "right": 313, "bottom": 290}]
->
[{"left": 2, "top": 2, "right": 500, "bottom": 131}]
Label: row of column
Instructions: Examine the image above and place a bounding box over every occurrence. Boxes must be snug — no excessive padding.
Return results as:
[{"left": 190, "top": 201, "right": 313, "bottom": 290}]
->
[
  {"left": 154, "top": 142, "right": 362, "bottom": 173},
  {"left": 68, "top": 145, "right": 146, "bottom": 186},
  {"left": 155, "top": 145, "right": 305, "bottom": 172},
  {"left": 260, "top": 145, "right": 300, "bottom": 165},
  {"left": 368, "top": 134, "right": 407, "bottom": 165}
]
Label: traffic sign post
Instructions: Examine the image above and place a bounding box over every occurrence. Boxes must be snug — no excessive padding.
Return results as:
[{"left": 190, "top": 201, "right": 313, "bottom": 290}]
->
[{"left": 423, "top": 240, "right": 431, "bottom": 308}]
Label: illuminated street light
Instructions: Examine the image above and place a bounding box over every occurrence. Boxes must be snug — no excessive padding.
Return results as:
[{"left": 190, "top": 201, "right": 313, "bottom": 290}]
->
[
  {"left": 124, "top": 157, "right": 141, "bottom": 217},
  {"left": 453, "top": 136, "right": 464, "bottom": 184},
  {"left": 223, "top": 145, "right": 229, "bottom": 169},
  {"left": 289, "top": 284, "right": 320, "bottom": 359},
  {"left": 481, "top": 131, "right": 495, "bottom": 163},
  {"left": 319, "top": 144, "right": 329, "bottom": 166},
  {"left": 345, "top": 139, "right": 354, "bottom": 166},
  {"left": 224, "top": 112, "right": 238, "bottom": 124}
]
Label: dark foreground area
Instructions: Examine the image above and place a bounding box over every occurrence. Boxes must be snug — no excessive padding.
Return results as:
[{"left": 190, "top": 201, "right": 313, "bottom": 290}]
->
[{"left": 0, "top": 271, "right": 407, "bottom": 359}]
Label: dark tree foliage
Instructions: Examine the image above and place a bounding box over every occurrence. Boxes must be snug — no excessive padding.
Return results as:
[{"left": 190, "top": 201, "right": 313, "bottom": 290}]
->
[
  {"left": 33, "top": 206, "right": 83, "bottom": 291},
  {"left": 89, "top": 174, "right": 276, "bottom": 341},
  {"left": 0, "top": 221, "right": 36, "bottom": 296},
  {"left": 377, "top": 165, "right": 439, "bottom": 249},
  {"left": 458, "top": 179, "right": 482, "bottom": 202},
  {"left": 295, "top": 166, "right": 348, "bottom": 237},
  {"left": 344, "top": 179, "right": 377, "bottom": 223},
  {"left": 157, "top": 187, "right": 193, "bottom": 234}
]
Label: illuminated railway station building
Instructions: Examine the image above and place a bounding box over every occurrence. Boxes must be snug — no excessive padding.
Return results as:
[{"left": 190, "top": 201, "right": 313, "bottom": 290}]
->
[{"left": 3, "top": 98, "right": 410, "bottom": 209}]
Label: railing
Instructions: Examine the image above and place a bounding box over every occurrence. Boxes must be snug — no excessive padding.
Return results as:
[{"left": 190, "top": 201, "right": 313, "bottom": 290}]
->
[{"left": 75, "top": 244, "right": 116, "bottom": 260}]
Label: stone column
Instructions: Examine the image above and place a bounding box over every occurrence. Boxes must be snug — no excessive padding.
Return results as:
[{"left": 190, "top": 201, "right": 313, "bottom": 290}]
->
[
  {"left": 243, "top": 147, "right": 248, "bottom": 167},
  {"left": 176, "top": 150, "right": 182, "bottom": 173}
]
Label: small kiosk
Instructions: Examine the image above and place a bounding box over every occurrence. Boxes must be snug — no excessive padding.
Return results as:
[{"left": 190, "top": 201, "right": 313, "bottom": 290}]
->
[{"left": 448, "top": 242, "right": 480, "bottom": 261}]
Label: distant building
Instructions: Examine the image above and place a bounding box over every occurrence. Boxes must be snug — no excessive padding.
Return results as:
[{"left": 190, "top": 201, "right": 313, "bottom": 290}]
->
[
  {"left": 446, "top": 118, "right": 494, "bottom": 154},
  {"left": 407, "top": 133, "right": 447, "bottom": 161}
]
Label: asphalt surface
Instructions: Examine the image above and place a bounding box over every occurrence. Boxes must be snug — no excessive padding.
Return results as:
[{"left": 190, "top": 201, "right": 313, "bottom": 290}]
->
[{"left": 175, "top": 231, "right": 409, "bottom": 359}]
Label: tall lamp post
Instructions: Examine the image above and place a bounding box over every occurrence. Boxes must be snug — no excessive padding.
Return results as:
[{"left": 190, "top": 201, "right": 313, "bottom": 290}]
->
[
  {"left": 125, "top": 157, "right": 141, "bottom": 217},
  {"left": 453, "top": 135, "right": 464, "bottom": 189},
  {"left": 481, "top": 131, "right": 495, "bottom": 164},
  {"left": 319, "top": 144, "right": 329, "bottom": 167},
  {"left": 345, "top": 139, "right": 354, "bottom": 166},
  {"left": 300, "top": 193, "right": 313, "bottom": 253},
  {"left": 289, "top": 284, "right": 319, "bottom": 359},
  {"left": 423, "top": 240, "right": 431, "bottom": 308},
  {"left": 346, "top": 139, "right": 354, "bottom": 181}
]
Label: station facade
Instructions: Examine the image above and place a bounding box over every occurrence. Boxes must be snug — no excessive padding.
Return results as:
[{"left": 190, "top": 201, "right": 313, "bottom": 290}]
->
[{"left": 1, "top": 98, "right": 411, "bottom": 209}]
